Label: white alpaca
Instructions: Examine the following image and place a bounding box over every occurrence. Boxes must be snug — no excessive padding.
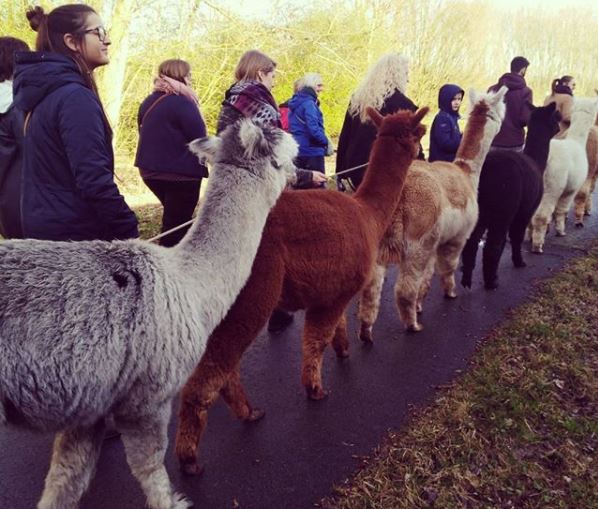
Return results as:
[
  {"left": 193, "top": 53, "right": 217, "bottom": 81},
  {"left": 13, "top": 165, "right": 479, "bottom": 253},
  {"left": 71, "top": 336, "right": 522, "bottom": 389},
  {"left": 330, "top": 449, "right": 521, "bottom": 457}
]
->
[
  {"left": 531, "top": 98, "right": 598, "bottom": 252},
  {"left": 358, "top": 88, "right": 507, "bottom": 336},
  {"left": 0, "top": 119, "right": 297, "bottom": 509}
]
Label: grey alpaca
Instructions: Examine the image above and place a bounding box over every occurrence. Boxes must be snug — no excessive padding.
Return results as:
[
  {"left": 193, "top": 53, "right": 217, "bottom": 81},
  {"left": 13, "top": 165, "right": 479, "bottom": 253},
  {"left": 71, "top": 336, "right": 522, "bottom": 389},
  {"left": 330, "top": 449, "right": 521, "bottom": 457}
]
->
[{"left": 0, "top": 119, "right": 297, "bottom": 509}]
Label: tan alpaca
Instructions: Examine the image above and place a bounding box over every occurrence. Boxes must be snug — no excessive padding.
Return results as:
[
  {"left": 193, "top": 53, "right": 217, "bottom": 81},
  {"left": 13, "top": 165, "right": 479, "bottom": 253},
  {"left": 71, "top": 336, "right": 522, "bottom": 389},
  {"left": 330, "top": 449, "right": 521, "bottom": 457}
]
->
[
  {"left": 573, "top": 120, "right": 598, "bottom": 224},
  {"left": 358, "top": 88, "right": 507, "bottom": 337}
]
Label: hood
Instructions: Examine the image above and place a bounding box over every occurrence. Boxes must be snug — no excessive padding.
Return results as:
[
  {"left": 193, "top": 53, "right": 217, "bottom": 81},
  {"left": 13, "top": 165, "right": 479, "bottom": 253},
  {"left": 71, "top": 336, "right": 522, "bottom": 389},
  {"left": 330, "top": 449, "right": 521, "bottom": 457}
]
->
[
  {"left": 13, "top": 52, "right": 86, "bottom": 112},
  {"left": 0, "top": 80, "right": 13, "bottom": 114},
  {"left": 288, "top": 87, "right": 318, "bottom": 111},
  {"left": 438, "top": 83, "right": 464, "bottom": 114},
  {"left": 496, "top": 72, "right": 527, "bottom": 91}
]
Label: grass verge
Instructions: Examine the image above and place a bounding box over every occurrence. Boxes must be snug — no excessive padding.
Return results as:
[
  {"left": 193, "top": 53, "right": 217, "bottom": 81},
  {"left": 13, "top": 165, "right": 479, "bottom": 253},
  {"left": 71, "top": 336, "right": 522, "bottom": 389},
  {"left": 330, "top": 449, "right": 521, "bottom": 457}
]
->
[{"left": 321, "top": 245, "right": 598, "bottom": 509}]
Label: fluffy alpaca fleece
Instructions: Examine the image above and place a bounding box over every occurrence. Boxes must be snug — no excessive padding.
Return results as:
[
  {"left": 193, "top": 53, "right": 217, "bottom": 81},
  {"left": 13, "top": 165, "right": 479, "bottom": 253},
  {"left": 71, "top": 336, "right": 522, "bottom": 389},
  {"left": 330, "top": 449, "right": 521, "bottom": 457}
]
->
[
  {"left": 0, "top": 119, "right": 297, "bottom": 509},
  {"left": 530, "top": 98, "right": 598, "bottom": 252},
  {"left": 357, "top": 87, "right": 507, "bottom": 337},
  {"left": 461, "top": 102, "right": 561, "bottom": 289},
  {"left": 174, "top": 108, "right": 428, "bottom": 475},
  {"left": 573, "top": 121, "right": 598, "bottom": 225}
]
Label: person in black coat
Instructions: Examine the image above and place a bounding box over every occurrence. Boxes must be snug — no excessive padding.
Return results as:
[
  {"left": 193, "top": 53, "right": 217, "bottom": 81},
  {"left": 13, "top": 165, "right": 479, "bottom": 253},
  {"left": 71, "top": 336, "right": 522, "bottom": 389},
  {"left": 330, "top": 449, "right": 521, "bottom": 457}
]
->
[
  {"left": 0, "top": 36, "right": 29, "bottom": 239},
  {"left": 135, "top": 59, "right": 207, "bottom": 247},
  {"left": 13, "top": 4, "right": 138, "bottom": 241},
  {"left": 336, "top": 53, "right": 424, "bottom": 190}
]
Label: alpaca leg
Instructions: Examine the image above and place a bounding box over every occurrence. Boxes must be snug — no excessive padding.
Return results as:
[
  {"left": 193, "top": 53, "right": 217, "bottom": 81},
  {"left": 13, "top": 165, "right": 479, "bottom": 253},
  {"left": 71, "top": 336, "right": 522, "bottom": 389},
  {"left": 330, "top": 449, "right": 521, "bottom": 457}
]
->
[
  {"left": 482, "top": 224, "right": 509, "bottom": 290},
  {"left": 176, "top": 362, "right": 227, "bottom": 476},
  {"left": 38, "top": 420, "right": 106, "bottom": 509},
  {"left": 554, "top": 190, "right": 576, "bottom": 236},
  {"left": 573, "top": 181, "right": 590, "bottom": 227},
  {"left": 301, "top": 305, "right": 347, "bottom": 400},
  {"left": 509, "top": 215, "right": 529, "bottom": 268},
  {"left": 531, "top": 198, "right": 555, "bottom": 253},
  {"left": 331, "top": 312, "right": 350, "bottom": 358},
  {"left": 357, "top": 263, "right": 386, "bottom": 343},
  {"left": 119, "top": 407, "right": 191, "bottom": 509},
  {"left": 416, "top": 258, "right": 436, "bottom": 313},
  {"left": 220, "top": 365, "right": 264, "bottom": 422},
  {"left": 396, "top": 247, "right": 432, "bottom": 332},
  {"left": 460, "top": 219, "right": 487, "bottom": 288},
  {"left": 436, "top": 241, "right": 464, "bottom": 298}
]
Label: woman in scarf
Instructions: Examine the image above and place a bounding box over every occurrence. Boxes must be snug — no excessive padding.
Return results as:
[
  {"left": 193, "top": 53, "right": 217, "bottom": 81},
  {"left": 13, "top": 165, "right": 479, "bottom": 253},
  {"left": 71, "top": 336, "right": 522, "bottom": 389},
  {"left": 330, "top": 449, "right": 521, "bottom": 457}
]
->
[{"left": 135, "top": 59, "right": 207, "bottom": 247}]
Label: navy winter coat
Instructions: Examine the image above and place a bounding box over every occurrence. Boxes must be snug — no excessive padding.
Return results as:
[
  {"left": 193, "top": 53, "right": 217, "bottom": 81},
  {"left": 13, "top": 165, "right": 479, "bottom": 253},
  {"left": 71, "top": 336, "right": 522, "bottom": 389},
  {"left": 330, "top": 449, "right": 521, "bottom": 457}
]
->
[
  {"left": 12, "top": 52, "right": 138, "bottom": 241},
  {"left": 429, "top": 84, "right": 463, "bottom": 162},
  {"left": 135, "top": 92, "right": 208, "bottom": 179},
  {"left": 0, "top": 81, "right": 24, "bottom": 238},
  {"left": 288, "top": 87, "right": 328, "bottom": 157},
  {"left": 489, "top": 73, "right": 533, "bottom": 148}
]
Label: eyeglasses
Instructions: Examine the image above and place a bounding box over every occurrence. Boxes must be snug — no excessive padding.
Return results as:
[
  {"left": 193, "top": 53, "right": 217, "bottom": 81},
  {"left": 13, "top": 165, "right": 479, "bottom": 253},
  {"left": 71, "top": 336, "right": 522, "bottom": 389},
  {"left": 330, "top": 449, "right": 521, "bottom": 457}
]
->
[{"left": 82, "top": 26, "right": 108, "bottom": 43}]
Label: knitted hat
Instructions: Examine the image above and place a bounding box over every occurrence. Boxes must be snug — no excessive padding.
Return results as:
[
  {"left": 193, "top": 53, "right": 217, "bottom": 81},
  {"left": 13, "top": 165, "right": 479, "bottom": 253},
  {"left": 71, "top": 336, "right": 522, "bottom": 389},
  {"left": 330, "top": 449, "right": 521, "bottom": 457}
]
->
[{"left": 510, "top": 56, "right": 530, "bottom": 74}]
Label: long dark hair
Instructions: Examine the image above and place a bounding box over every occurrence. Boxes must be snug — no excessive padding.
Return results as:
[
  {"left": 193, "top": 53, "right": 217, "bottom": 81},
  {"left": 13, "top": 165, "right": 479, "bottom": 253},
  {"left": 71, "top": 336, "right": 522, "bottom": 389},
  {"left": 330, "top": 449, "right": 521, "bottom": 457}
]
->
[
  {"left": 551, "top": 75, "right": 574, "bottom": 95},
  {"left": 0, "top": 37, "right": 30, "bottom": 81},
  {"left": 26, "top": 4, "right": 100, "bottom": 97}
]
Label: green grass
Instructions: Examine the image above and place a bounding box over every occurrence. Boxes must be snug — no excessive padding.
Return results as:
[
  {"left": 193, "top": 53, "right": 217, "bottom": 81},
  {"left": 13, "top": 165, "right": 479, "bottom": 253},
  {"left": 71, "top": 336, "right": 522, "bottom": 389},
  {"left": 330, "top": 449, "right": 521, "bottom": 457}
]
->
[{"left": 321, "top": 246, "right": 598, "bottom": 509}]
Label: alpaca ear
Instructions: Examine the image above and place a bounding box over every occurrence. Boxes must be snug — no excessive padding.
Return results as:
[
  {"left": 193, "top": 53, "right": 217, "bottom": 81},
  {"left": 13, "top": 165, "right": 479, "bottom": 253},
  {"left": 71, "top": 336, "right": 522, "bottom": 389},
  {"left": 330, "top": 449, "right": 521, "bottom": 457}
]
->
[
  {"left": 468, "top": 88, "right": 478, "bottom": 106},
  {"left": 366, "top": 107, "right": 383, "bottom": 128},
  {"left": 411, "top": 106, "right": 429, "bottom": 126},
  {"left": 188, "top": 136, "right": 222, "bottom": 163},
  {"left": 238, "top": 119, "right": 269, "bottom": 158},
  {"left": 492, "top": 85, "right": 509, "bottom": 104}
]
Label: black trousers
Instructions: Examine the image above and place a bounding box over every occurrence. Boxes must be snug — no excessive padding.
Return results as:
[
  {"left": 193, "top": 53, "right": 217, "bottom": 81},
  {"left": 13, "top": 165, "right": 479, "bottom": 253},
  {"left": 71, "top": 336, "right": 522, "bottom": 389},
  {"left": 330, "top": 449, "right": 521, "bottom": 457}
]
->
[{"left": 143, "top": 178, "right": 201, "bottom": 247}]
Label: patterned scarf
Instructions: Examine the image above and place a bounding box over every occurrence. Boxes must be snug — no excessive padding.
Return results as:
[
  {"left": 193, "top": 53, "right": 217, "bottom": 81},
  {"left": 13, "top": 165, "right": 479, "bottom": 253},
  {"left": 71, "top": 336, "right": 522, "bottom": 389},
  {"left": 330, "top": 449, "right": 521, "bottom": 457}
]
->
[
  {"left": 224, "top": 80, "right": 281, "bottom": 127},
  {"left": 153, "top": 75, "right": 200, "bottom": 107}
]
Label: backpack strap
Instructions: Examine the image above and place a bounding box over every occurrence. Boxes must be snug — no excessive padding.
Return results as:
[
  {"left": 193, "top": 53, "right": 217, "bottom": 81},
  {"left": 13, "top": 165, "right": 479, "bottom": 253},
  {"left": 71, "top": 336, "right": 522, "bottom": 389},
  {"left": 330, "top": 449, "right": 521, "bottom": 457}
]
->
[{"left": 140, "top": 94, "right": 169, "bottom": 128}]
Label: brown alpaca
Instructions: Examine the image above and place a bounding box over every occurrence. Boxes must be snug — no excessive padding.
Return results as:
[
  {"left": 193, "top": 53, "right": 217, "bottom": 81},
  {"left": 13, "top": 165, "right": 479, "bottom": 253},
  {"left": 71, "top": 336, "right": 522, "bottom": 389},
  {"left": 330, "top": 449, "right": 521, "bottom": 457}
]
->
[
  {"left": 175, "top": 107, "right": 428, "bottom": 475},
  {"left": 573, "top": 121, "right": 598, "bottom": 225},
  {"left": 357, "top": 88, "right": 507, "bottom": 337}
]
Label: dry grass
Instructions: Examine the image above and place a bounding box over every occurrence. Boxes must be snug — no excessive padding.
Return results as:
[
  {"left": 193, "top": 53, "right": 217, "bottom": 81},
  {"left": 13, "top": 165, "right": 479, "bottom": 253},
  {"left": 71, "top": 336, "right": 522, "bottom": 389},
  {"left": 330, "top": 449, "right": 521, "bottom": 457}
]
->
[{"left": 321, "top": 246, "right": 598, "bottom": 509}]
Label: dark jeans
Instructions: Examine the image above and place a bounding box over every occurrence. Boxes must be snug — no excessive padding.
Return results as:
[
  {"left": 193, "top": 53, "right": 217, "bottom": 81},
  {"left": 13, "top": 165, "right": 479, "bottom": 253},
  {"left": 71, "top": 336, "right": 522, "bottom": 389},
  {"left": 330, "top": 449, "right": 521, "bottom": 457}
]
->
[
  {"left": 143, "top": 178, "right": 201, "bottom": 247},
  {"left": 295, "top": 155, "right": 325, "bottom": 172}
]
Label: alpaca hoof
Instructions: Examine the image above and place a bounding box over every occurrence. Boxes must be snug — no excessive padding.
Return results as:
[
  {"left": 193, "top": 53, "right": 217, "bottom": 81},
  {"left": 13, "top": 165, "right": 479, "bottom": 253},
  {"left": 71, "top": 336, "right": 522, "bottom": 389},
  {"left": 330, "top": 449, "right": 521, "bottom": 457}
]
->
[
  {"left": 359, "top": 323, "right": 373, "bottom": 343},
  {"left": 484, "top": 279, "right": 499, "bottom": 290},
  {"left": 244, "top": 408, "right": 266, "bottom": 422},
  {"left": 444, "top": 291, "right": 457, "bottom": 299},
  {"left": 575, "top": 222, "right": 584, "bottom": 228},
  {"left": 173, "top": 493, "right": 194, "bottom": 509},
  {"left": 180, "top": 460, "right": 204, "bottom": 477},
  {"left": 306, "top": 386, "right": 329, "bottom": 400},
  {"left": 336, "top": 348, "right": 350, "bottom": 359},
  {"left": 584, "top": 210, "right": 591, "bottom": 216},
  {"left": 461, "top": 274, "right": 472, "bottom": 289},
  {"left": 555, "top": 230, "right": 566, "bottom": 237},
  {"left": 513, "top": 258, "right": 526, "bottom": 268},
  {"left": 406, "top": 323, "right": 423, "bottom": 333},
  {"left": 531, "top": 245, "right": 543, "bottom": 254},
  {"left": 416, "top": 303, "right": 423, "bottom": 314}
]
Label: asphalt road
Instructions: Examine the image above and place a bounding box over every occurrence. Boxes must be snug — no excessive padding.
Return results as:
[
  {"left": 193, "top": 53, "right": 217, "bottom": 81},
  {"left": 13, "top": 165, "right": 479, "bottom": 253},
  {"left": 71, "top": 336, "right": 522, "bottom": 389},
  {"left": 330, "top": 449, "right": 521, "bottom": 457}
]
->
[{"left": 1, "top": 199, "right": 597, "bottom": 509}]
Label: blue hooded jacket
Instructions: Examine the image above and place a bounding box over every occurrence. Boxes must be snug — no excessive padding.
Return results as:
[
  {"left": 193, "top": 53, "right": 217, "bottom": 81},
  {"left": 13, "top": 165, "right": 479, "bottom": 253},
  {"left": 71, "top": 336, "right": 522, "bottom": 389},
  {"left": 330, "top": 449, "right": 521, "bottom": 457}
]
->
[
  {"left": 429, "top": 84, "right": 464, "bottom": 163},
  {"left": 13, "top": 52, "right": 138, "bottom": 241},
  {"left": 288, "top": 87, "right": 328, "bottom": 157}
]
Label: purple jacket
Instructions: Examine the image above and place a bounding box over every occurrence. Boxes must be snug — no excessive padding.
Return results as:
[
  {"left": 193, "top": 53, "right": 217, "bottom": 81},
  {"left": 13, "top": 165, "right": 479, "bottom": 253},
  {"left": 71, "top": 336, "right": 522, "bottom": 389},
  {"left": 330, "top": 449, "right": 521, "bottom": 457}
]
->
[{"left": 489, "top": 73, "right": 533, "bottom": 148}]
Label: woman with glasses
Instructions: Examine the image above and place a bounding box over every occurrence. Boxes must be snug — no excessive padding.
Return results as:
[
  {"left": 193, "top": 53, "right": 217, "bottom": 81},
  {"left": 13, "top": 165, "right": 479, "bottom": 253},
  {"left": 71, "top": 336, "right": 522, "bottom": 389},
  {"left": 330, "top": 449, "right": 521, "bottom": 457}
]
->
[
  {"left": 135, "top": 59, "right": 207, "bottom": 247},
  {"left": 12, "top": 4, "right": 138, "bottom": 241}
]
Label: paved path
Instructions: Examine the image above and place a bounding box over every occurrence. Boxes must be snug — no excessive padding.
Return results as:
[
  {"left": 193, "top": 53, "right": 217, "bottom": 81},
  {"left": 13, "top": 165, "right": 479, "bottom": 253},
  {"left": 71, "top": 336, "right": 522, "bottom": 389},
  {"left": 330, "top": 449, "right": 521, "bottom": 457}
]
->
[{"left": 1, "top": 202, "right": 597, "bottom": 509}]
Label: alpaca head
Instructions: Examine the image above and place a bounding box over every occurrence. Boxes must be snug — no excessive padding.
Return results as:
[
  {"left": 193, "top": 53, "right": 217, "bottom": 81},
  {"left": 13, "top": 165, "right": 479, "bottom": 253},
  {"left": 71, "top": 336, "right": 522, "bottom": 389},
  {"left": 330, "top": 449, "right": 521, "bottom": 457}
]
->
[
  {"left": 526, "top": 101, "right": 561, "bottom": 141},
  {"left": 188, "top": 119, "right": 298, "bottom": 190},
  {"left": 366, "top": 106, "right": 429, "bottom": 158},
  {"left": 570, "top": 97, "right": 598, "bottom": 128},
  {"left": 464, "top": 86, "right": 507, "bottom": 145}
]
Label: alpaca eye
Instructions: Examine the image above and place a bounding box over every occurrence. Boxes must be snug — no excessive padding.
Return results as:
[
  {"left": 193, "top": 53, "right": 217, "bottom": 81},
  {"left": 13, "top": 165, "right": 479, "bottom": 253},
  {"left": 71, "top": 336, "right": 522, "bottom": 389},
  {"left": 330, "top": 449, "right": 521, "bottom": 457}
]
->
[{"left": 271, "top": 159, "right": 281, "bottom": 169}]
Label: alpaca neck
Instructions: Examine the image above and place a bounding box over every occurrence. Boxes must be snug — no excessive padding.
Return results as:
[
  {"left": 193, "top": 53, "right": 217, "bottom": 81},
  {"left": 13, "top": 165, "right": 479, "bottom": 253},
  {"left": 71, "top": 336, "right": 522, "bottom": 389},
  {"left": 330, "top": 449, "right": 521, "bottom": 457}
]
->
[
  {"left": 353, "top": 137, "right": 413, "bottom": 237},
  {"left": 454, "top": 122, "right": 496, "bottom": 190},
  {"left": 173, "top": 166, "right": 281, "bottom": 329},
  {"left": 566, "top": 117, "right": 594, "bottom": 146},
  {"left": 524, "top": 134, "right": 551, "bottom": 172}
]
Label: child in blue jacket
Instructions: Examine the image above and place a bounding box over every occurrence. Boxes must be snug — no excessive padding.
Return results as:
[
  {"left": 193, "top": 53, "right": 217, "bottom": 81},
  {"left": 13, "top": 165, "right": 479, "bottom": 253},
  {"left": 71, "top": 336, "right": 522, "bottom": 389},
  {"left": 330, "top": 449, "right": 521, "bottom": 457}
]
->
[{"left": 429, "top": 84, "right": 464, "bottom": 163}]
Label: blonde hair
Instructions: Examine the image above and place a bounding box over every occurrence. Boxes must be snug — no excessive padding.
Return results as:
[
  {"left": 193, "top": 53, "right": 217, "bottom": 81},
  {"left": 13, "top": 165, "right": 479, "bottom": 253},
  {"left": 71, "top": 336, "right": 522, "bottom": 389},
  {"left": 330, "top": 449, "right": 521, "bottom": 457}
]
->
[
  {"left": 300, "top": 72, "right": 322, "bottom": 90},
  {"left": 234, "top": 50, "right": 277, "bottom": 82},
  {"left": 349, "top": 53, "right": 409, "bottom": 123},
  {"left": 158, "top": 59, "right": 191, "bottom": 84}
]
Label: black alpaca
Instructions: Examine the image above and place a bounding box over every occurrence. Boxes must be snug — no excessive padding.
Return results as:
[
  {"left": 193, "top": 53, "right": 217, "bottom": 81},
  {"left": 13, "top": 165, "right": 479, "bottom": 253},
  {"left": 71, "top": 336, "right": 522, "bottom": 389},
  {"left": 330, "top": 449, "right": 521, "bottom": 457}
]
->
[{"left": 461, "top": 102, "right": 561, "bottom": 289}]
